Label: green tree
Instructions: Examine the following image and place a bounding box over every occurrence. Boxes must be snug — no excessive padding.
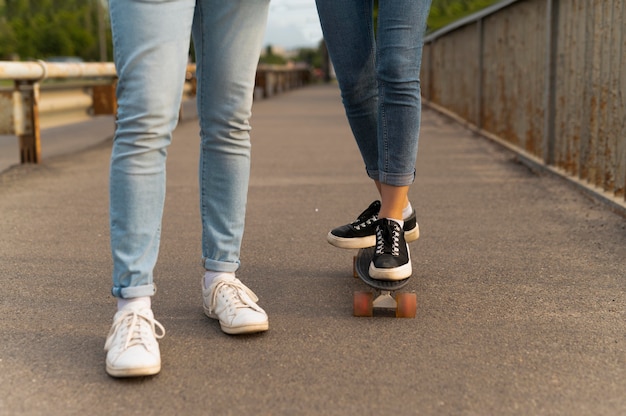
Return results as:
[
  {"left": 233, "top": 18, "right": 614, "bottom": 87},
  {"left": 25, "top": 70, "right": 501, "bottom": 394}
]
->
[
  {"left": 373, "top": 0, "right": 499, "bottom": 32},
  {"left": 259, "top": 45, "right": 287, "bottom": 65},
  {"left": 0, "top": 0, "right": 110, "bottom": 61},
  {"left": 293, "top": 47, "right": 322, "bottom": 69},
  {"left": 428, "top": 0, "right": 499, "bottom": 31},
  {"left": 0, "top": 0, "right": 500, "bottom": 61}
]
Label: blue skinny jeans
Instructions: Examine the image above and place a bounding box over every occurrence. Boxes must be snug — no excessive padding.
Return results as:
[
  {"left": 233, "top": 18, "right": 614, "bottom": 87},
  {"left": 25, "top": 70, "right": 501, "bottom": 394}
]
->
[
  {"left": 108, "top": 0, "right": 269, "bottom": 298},
  {"left": 315, "top": 0, "right": 431, "bottom": 186}
]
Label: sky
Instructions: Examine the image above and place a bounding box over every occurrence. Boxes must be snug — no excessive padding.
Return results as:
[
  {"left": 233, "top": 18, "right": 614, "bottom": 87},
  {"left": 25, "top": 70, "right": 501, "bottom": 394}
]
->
[{"left": 263, "top": 0, "right": 323, "bottom": 49}]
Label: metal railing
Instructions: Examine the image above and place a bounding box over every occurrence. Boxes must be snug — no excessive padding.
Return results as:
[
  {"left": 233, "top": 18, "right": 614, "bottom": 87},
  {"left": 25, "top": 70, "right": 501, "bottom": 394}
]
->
[
  {"left": 0, "top": 61, "right": 117, "bottom": 164},
  {"left": 421, "top": 0, "right": 626, "bottom": 211},
  {"left": 256, "top": 64, "right": 311, "bottom": 98},
  {"left": 0, "top": 60, "right": 311, "bottom": 165}
]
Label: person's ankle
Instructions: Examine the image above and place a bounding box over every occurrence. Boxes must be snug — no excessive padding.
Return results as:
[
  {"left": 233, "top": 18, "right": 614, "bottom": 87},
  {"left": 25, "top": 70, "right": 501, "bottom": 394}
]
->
[{"left": 204, "top": 270, "right": 235, "bottom": 289}]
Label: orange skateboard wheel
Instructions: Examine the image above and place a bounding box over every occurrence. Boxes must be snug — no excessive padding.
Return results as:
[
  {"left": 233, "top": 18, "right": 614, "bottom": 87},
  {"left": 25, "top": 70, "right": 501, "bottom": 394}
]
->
[
  {"left": 353, "top": 291, "right": 374, "bottom": 317},
  {"left": 395, "top": 292, "right": 417, "bottom": 318}
]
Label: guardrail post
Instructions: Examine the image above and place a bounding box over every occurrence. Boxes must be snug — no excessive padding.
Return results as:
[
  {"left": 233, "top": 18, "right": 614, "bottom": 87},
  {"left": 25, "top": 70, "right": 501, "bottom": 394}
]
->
[
  {"left": 15, "top": 80, "right": 41, "bottom": 164},
  {"left": 0, "top": 90, "right": 20, "bottom": 135},
  {"left": 543, "top": 0, "right": 559, "bottom": 166},
  {"left": 255, "top": 69, "right": 268, "bottom": 99},
  {"left": 476, "top": 18, "right": 485, "bottom": 130},
  {"left": 92, "top": 82, "right": 117, "bottom": 115}
]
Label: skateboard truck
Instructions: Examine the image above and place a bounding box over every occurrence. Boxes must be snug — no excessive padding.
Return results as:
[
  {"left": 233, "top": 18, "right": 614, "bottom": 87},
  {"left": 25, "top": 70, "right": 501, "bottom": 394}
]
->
[{"left": 373, "top": 291, "right": 397, "bottom": 309}]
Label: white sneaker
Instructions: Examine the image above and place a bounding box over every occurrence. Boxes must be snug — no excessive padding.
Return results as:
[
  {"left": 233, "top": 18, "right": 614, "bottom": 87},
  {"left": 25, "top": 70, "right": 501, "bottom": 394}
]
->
[
  {"left": 104, "top": 305, "right": 165, "bottom": 377},
  {"left": 202, "top": 274, "right": 269, "bottom": 335}
]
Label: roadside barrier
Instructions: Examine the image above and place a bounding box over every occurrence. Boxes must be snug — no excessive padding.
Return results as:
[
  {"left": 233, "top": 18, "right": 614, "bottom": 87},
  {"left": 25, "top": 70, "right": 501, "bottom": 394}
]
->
[
  {"left": 256, "top": 64, "right": 311, "bottom": 98},
  {"left": 421, "top": 0, "right": 625, "bottom": 211},
  {"left": 0, "top": 61, "right": 311, "bottom": 165}
]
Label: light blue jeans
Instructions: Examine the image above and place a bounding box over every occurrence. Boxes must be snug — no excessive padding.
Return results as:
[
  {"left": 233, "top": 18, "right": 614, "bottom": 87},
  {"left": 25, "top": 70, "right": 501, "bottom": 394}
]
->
[
  {"left": 108, "top": 0, "right": 269, "bottom": 298},
  {"left": 315, "top": 0, "right": 431, "bottom": 186}
]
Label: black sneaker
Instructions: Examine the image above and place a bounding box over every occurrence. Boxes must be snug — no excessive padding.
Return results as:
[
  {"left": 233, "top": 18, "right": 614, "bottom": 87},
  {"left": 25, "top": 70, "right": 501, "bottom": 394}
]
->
[
  {"left": 327, "top": 200, "right": 419, "bottom": 249},
  {"left": 326, "top": 201, "right": 380, "bottom": 249},
  {"left": 368, "top": 219, "right": 412, "bottom": 281}
]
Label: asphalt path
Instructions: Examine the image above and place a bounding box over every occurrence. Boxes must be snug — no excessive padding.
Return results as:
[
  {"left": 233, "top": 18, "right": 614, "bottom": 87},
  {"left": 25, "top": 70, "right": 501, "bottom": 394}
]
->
[{"left": 1, "top": 84, "right": 625, "bottom": 415}]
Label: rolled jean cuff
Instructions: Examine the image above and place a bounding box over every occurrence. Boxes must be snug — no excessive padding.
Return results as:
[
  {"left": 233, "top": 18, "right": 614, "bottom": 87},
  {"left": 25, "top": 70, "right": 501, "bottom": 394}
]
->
[
  {"left": 366, "top": 168, "right": 379, "bottom": 182},
  {"left": 111, "top": 283, "right": 156, "bottom": 299},
  {"left": 203, "top": 257, "right": 240, "bottom": 273},
  {"left": 378, "top": 170, "right": 416, "bottom": 187}
]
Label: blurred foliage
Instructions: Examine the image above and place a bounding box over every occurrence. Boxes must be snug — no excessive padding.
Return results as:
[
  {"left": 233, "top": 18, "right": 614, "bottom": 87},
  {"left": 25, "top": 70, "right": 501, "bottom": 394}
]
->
[
  {"left": 292, "top": 47, "right": 323, "bottom": 69},
  {"left": 0, "top": 0, "right": 500, "bottom": 62},
  {"left": 0, "top": 0, "right": 109, "bottom": 61},
  {"left": 259, "top": 46, "right": 288, "bottom": 65},
  {"left": 428, "top": 0, "right": 500, "bottom": 31}
]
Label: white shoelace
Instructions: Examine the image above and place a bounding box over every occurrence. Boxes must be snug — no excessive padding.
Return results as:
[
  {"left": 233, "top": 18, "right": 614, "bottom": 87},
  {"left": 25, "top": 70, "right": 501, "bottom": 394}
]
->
[
  {"left": 105, "top": 309, "right": 165, "bottom": 352},
  {"left": 375, "top": 222, "right": 401, "bottom": 256},
  {"left": 354, "top": 215, "right": 377, "bottom": 231},
  {"left": 207, "top": 279, "right": 262, "bottom": 316}
]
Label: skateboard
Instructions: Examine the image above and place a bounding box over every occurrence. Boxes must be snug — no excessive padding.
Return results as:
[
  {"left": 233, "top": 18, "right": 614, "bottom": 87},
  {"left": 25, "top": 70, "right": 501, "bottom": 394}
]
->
[{"left": 352, "top": 246, "right": 417, "bottom": 318}]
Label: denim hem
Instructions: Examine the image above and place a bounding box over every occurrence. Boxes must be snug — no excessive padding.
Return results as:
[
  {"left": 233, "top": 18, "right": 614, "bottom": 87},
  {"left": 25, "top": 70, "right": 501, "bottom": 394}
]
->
[
  {"left": 203, "top": 258, "right": 240, "bottom": 273},
  {"left": 111, "top": 283, "right": 156, "bottom": 299},
  {"left": 366, "top": 168, "right": 379, "bottom": 182},
  {"left": 378, "top": 170, "right": 416, "bottom": 187}
]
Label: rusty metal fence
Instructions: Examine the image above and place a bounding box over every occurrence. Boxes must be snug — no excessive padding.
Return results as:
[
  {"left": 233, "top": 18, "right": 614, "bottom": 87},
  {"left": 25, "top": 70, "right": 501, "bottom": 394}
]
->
[{"left": 421, "top": 0, "right": 626, "bottom": 210}]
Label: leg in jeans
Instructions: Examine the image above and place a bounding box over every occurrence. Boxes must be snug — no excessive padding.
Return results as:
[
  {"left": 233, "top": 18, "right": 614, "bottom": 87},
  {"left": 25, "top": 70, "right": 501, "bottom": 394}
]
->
[
  {"left": 376, "top": 0, "right": 430, "bottom": 187},
  {"left": 193, "top": 0, "right": 270, "bottom": 273},
  {"left": 315, "top": 0, "right": 379, "bottom": 179},
  {"left": 109, "top": 0, "right": 195, "bottom": 299},
  {"left": 195, "top": 0, "right": 271, "bottom": 336},
  {"left": 106, "top": 0, "right": 194, "bottom": 377},
  {"left": 376, "top": 0, "right": 430, "bottom": 220},
  {"left": 316, "top": 0, "right": 430, "bottom": 188},
  {"left": 316, "top": 0, "right": 430, "bottom": 279},
  {"left": 105, "top": 0, "right": 270, "bottom": 377}
]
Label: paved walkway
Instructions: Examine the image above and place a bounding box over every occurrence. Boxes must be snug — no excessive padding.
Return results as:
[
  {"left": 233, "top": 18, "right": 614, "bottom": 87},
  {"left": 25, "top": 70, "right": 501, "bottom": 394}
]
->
[{"left": 0, "top": 84, "right": 625, "bottom": 415}]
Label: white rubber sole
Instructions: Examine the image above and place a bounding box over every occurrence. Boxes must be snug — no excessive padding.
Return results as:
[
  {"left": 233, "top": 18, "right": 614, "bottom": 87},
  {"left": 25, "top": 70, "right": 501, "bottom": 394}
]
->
[
  {"left": 106, "top": 362, "right": 161, "bottom": 378},
  {"left": 327, "top": 232, "right": 376, "bottom": 249},
  {"left": 204, "top": 306, "right": 269, "bottom": 335},
  {"left": 220, "top": 322, "right": 269, "bottom": 335},
  {"left": 368, "top": 261, "right": 412, "bottom": 281}
]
